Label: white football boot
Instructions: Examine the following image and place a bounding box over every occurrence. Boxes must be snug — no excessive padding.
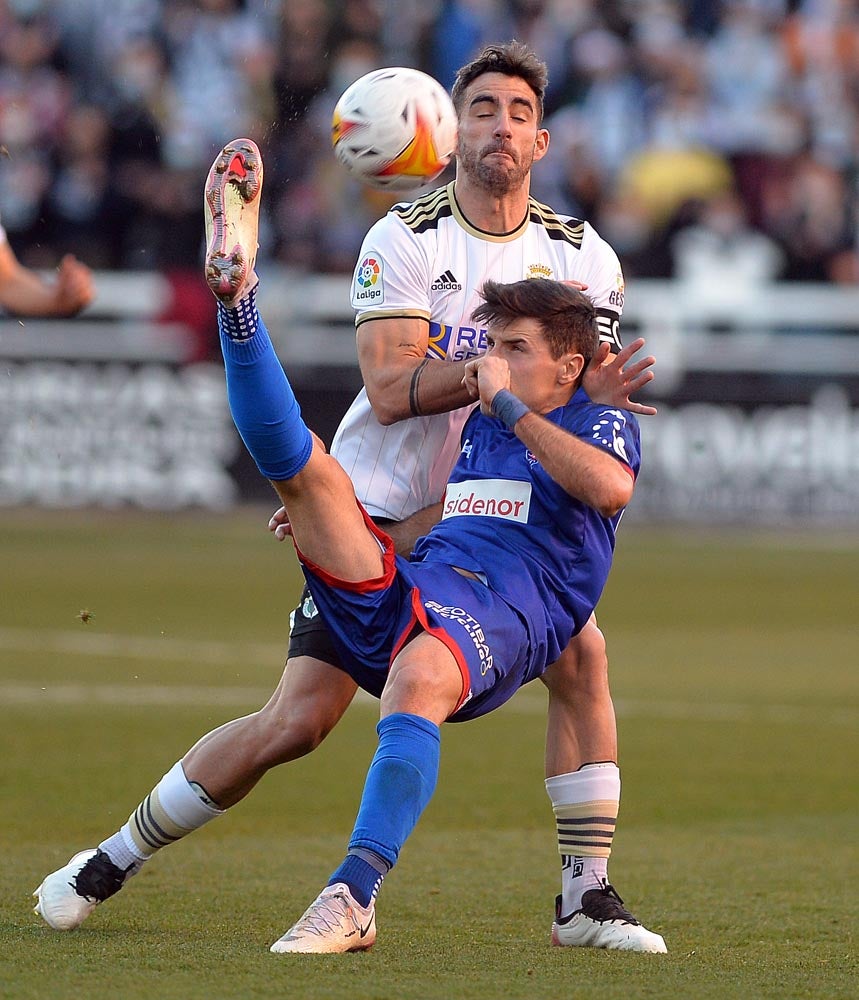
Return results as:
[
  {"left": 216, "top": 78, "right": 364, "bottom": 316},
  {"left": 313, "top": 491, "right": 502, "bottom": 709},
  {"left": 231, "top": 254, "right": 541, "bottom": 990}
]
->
[
  {"left": 33, "top": 849, "right": 131, "bottom": 931},
  {"left": 552, "top": 882, "right": 667, "bottom": 953},
  {"left": 270, "top": 883, "right": 376, "bottom": 954},
  {"left": 204, "top": 137, "right": 263, "bottom": 307}
]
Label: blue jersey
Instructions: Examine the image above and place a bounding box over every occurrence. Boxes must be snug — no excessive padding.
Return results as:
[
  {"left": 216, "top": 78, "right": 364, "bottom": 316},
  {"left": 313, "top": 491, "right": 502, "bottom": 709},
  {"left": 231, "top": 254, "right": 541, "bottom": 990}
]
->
[
  {"left": 411, "top": 388, "right": 640, "bottom": 666},
  {"left": 299, "top": 388, "right": 640, "bottom": 721}
]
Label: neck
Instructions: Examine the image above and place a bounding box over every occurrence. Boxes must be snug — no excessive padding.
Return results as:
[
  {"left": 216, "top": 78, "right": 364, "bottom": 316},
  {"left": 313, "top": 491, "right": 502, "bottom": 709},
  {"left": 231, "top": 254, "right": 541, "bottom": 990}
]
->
[
  {"left": 526, "top": 382, "right": 579, "bottom": 416},
  {"left": 453, "top": 174, "right": 531, "bottom": 234}
]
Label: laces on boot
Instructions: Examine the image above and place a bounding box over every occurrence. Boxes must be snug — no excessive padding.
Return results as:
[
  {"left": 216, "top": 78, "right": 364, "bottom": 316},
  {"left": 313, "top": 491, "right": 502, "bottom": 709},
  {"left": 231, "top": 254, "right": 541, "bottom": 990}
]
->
[
  {"left": 71, "top": 850, "right": 132, "bottom": 902},
  {"left": 579, "top": 880, "right": 641, "bottom": 925}
]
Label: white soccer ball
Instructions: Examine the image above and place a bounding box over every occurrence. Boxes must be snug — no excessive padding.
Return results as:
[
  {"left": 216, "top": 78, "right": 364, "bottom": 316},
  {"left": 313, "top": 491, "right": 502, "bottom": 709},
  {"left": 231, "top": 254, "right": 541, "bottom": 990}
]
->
[{"left": 331, "top": 67, "right": 458, "bottom": 192}]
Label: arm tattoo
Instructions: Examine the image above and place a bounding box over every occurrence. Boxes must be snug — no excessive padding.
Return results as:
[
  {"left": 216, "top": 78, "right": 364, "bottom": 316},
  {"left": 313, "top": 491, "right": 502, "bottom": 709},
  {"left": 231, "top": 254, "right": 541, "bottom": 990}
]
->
[{"left": 408, "top": 358, "right": 430, "bottom": 417}]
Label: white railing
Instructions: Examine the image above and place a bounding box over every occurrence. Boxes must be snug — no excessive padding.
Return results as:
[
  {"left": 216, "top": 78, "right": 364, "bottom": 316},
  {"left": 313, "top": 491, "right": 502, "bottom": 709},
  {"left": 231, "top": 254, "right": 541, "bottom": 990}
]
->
[{"left": 2, "top": 270, "right": 858, "bottom": 377}]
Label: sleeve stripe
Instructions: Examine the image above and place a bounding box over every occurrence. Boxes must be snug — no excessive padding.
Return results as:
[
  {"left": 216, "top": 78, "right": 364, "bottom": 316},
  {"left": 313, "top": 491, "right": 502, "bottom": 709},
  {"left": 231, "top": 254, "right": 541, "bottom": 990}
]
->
[{"left": 594, "top": 309, "right": 622, "bottom": 353}]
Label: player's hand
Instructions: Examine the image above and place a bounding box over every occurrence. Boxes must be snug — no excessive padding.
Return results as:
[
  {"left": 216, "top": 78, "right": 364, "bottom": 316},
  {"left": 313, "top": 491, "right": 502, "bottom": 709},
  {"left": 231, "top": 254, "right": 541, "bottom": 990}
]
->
[
  {"left": 562, "top": 279, "right": 589, "bottom": 291},
  {"left": 462, "top": 357, "right": 481, "bottom": 400},
  {"left": 268, "top": 505, "right": 293, "bottom": 541},
  {"left": 583, "top": 337, "right": 657, "bottom": 416},
  {"left": 463, "top": 355, "right": 511, "bottom": 415},
  {"left": 54, "top": 255, "right": 95, "bottom": 316}
]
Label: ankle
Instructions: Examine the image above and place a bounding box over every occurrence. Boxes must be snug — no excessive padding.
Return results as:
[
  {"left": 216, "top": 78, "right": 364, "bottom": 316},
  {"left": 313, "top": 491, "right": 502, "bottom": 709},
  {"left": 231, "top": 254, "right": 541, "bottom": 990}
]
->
[{"left": 561, "top": 856, "right": 609, "bottom": 914}]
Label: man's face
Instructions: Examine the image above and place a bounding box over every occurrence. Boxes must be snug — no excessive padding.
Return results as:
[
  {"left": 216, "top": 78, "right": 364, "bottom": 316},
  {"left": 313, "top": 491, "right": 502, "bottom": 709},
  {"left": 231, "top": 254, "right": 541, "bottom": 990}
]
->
[
  {"left": 456, "top": 72, "right": 549, "bottom": 196},
  {"left": 486, "top": 317, "right": 578, "bottom": 411}
]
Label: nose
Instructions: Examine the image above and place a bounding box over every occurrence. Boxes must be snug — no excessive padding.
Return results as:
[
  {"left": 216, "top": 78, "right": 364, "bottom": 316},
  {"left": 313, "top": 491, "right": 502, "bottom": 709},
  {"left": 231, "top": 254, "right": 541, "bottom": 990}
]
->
[{"left": 493, "top": 112, "right": 512, "bottom": 139}]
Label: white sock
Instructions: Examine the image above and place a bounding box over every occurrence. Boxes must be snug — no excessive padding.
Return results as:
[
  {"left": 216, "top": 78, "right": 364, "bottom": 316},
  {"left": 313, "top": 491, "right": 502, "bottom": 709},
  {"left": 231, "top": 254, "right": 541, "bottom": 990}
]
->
[
  {"left": 100, "top": 761, "right": 224, "bottom": 870},
  {"left": 546, "top": 763, "right": 620, "bottom": 915}
]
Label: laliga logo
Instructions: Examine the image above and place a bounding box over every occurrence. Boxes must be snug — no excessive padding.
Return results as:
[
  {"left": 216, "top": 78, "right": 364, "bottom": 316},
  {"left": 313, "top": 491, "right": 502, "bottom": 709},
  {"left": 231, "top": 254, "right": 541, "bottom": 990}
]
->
[
  {"left": 353, "top": 255, "right": 383, "bottom": 303},
  {"left": 356, "top": 256, "right": 380, "bottom": 288},
  {"left": 331, "top": 109, "right": 358, "bottom": 147}
]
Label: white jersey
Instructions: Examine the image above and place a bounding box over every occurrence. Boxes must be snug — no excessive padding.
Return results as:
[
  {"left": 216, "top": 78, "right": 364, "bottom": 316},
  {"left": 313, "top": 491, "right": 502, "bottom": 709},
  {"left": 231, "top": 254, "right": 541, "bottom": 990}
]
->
[{"left": 331, "top": 181, "right": 625, "bottom": 520}]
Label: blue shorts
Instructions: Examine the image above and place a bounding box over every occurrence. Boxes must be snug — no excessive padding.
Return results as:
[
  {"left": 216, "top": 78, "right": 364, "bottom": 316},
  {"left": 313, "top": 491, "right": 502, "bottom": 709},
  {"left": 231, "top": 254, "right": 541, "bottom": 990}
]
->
[{"left": 295, "top": 511, "right": 546, "bottom": 722}]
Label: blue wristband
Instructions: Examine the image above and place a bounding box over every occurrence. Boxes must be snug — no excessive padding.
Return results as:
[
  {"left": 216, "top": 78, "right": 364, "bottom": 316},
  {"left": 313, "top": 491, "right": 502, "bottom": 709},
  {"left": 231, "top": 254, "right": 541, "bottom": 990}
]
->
[{"left": 491, "top": 389, "right": 530, "bottom": 430}]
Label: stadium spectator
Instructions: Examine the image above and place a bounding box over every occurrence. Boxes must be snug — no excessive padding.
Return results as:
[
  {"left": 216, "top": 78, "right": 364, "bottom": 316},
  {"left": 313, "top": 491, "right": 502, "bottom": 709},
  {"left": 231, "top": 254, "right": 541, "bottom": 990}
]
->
[
  {"left": 1, "top": 0, "right": 856, "bottom": 284},
  {"left": 669, "top": 188, "right": 786, "bottom": 290}
]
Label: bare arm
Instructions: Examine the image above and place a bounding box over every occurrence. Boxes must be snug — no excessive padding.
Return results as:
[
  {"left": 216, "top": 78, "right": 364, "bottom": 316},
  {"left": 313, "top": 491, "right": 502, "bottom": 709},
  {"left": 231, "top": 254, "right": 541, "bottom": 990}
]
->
[
  {"left": 356, "top": 316, "right": 476, "bottom": 424},
  {"left": 384, "top": 502, "right": 443, "bottom": 555},
  {"left": 0, "top": 243, "right": 95, "bottom": 317},
  {"left": 512, "top": 411, "right": 633, "bottom": 517},
  {"left": 465, "top": 355, "right": 633, "bottom": 518}
]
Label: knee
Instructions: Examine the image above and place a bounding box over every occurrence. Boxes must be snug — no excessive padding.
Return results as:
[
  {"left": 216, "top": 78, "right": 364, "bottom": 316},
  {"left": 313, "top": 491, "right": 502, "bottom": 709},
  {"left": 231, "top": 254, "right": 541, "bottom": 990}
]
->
[
  {"left": 547, "top": 619, "right": 609, "bottom": 695},
  {"left": 381, "top": 648, "right": 462, "bottom": 724},
  {"left": 574, "top": 619, "right": 608, "bottom": 677}
]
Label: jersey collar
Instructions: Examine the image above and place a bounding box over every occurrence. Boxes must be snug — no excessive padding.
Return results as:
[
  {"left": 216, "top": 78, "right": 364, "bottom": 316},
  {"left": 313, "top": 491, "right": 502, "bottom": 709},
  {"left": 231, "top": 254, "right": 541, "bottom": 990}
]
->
[{"left": 449, "top": 182, "right": 531, "bottom": 242}]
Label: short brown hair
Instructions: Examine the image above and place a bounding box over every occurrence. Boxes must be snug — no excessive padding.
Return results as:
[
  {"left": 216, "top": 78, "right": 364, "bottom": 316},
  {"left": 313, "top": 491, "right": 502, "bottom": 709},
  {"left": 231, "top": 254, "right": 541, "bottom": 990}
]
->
[
  {"left": 472, "top": 279, "right": 598, "bottom": 362},
  {"left": 451, "top": 41, "right": 548, "bottom": 122}
]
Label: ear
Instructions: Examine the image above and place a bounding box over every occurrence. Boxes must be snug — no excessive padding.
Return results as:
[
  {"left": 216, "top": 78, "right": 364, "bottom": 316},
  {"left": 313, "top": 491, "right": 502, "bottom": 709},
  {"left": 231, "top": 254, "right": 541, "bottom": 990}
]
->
[
  {"left": 533, "top": 127, "right": 550, "bottom": 162},
  {"left": 558, "top": 353, "right": 585, "bottom": 385}
]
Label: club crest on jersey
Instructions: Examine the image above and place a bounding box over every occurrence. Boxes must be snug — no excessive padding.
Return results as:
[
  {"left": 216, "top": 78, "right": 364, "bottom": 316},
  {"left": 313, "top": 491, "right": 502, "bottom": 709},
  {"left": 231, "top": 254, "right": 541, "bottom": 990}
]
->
[
  {"left": 526, "top": 263, "right": 554, "bottom": 279},
  {"left": 591, "top": 409, "right": 630, "bottom": 463},
  {"left": 609, "top": 270, "right": 625, "bottom": 308},
  {"left": 442, "top": 478, "right": 531, "bottom": 522},
  {"left": 302, "top": 593, "right": 318, "bottom": 619},
  {"left": 351, "top": 255, "right": 384, "bottom": 306}
]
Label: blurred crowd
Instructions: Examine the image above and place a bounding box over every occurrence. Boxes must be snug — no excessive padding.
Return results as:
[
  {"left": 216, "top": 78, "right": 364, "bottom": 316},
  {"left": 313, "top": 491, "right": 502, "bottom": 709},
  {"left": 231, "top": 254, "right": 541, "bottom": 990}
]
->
[{"left": 1, "top": 0, "right": 858, "bottom": 288}]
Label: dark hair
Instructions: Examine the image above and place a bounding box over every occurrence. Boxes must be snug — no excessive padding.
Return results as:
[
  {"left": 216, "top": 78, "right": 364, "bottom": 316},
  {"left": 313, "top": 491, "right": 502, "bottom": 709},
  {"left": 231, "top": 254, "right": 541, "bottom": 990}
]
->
[
  {"left": 451, "top": 41, "right": 548, "bottom": 122},
  {"left": 472, "top": 279, "right": 598, "bottom": 362}
]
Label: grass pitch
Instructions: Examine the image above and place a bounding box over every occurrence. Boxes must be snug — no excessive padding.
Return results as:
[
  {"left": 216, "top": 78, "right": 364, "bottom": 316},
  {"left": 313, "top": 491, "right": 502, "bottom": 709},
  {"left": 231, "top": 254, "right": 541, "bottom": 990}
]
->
[{"left": 0, "top": 509, "right": 856, "bottom": 999}]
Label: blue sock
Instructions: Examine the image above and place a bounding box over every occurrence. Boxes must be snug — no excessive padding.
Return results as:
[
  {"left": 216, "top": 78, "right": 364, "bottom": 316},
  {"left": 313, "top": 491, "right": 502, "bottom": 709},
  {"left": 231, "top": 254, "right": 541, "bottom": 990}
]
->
[
  {"left": 217, "top": 287, "right": 259, "bottom": 342},
  {"left": 218, "top": 298, "right": 312, "bottom": 481},
  {"left": 328, "top": 853, "right": 387, "bottom": 908},
  {"left": 328, "top": 713, "right": 441, "bottom": 906}
]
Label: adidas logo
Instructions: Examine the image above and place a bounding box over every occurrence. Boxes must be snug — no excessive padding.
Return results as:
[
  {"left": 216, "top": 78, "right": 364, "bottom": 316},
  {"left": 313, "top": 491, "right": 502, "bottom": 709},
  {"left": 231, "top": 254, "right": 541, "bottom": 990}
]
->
[{"left": 431, "top": 269, "right": 462, "bottom": 291}]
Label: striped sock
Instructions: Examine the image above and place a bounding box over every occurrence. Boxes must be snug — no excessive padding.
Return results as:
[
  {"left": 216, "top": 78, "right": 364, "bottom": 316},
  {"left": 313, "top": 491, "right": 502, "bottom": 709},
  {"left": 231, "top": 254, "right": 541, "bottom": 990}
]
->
[
  {"left": 99, "top": 761, "right": 224, "bottom": 869},
  {"left": 546, "top": 763, "right": 620, "bottom": 914}
]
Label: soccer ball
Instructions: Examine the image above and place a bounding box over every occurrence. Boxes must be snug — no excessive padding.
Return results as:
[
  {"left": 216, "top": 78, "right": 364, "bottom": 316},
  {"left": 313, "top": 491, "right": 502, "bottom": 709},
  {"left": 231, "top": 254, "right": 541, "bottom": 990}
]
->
[{"left": 331, "top": 67, "right": 457, "bottom": 192}]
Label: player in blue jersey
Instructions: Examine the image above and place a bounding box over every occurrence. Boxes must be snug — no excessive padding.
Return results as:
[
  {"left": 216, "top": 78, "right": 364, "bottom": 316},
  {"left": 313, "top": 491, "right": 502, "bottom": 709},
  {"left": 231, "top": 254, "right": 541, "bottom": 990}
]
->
[{"left": 260, "top": 276, "right": 644, "bottom": 951}]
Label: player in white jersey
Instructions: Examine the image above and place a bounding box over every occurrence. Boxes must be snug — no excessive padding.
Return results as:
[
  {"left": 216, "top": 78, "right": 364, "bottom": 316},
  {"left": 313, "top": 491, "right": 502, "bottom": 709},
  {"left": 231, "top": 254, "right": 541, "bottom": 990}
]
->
[
  {"left": 293, "top": 42, "right": 663, "bottom": 947},
  {"left": 0, "top": 219, "right": 94, "bottom": 317},
  {"left": 332, "top": 184, "right": 625, "bottom": 521},
  {"left": 33, "top": 48, "right": 665, "bottom": 953}
]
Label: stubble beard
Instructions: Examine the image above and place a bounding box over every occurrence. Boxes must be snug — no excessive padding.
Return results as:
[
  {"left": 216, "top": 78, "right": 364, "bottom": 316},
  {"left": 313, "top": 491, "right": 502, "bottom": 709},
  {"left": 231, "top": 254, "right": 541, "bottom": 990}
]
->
[{"left": 458, "top": 140, "right": 533, "bottom": 197}]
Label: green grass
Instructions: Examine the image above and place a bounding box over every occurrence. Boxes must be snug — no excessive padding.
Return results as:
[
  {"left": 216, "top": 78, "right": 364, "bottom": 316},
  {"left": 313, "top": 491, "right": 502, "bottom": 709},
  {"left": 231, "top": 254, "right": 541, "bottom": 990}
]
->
[{"left": 0, "top": 509, "right": 856, "bottom": 999}]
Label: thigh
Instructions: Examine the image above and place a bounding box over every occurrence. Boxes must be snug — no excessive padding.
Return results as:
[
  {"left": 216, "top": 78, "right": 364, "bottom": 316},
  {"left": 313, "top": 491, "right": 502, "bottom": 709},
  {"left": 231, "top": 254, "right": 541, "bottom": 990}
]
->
[
  {"left": 300, "top": 547, "right": 410, "bottom": 700},
  {"left": 402, "top": 564, "right": 536, "bottom": 722},
  {"left": 269, "top": 652, "right": 359, "bottom": 732}
]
